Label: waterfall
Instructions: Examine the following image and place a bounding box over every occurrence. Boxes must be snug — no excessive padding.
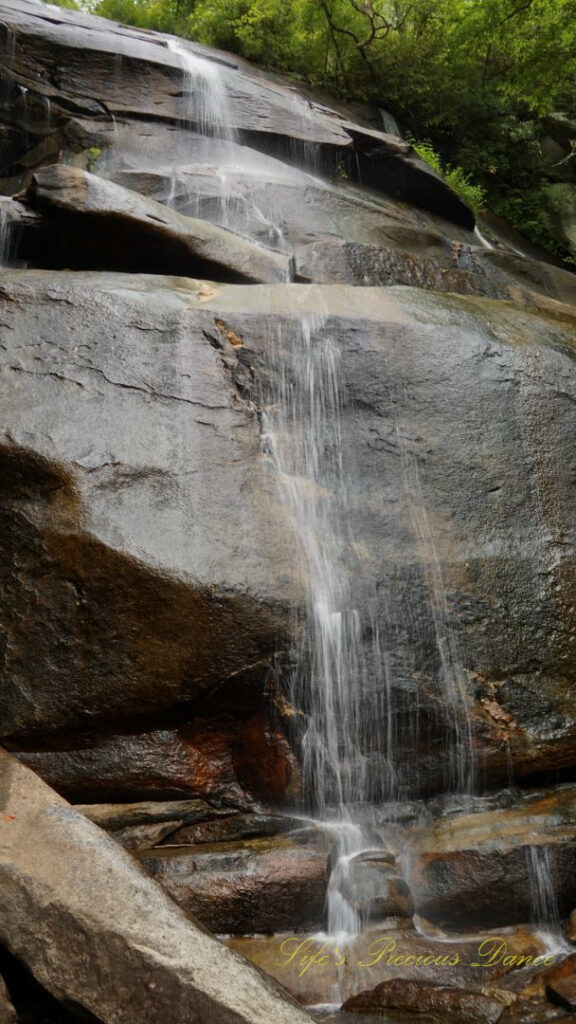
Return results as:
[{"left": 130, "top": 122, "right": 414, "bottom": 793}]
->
[
  {"left": 260, "top": 309, "right": 394, "bottom": 936},
  {"left": 528, "top": 846, "right": 561, "bottom": 939},
  {"left": 166, "top": 39, "right": 477, "bottom": 943},
  {"left": 168, "top": 39, "right": 236, "bottom": 144}
]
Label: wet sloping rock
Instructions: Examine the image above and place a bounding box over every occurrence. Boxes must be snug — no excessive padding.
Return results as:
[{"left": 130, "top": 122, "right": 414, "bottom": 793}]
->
[
  {"left": 20, "top": 164, "right": 291, "bottom": 282},
  {"left": 138, "top": 828, "right": 332, "bottom": 934},
  {"left": 0, "top": 0, "right": 472, "bottom": 225},
  {"left": 3, "top": 274, "right": 576, "bottom": 799},
  {"left": 0, "top": 749, "right": 313, "bottom": 1024},
  {"left": 409, "top": 787, "right": 576, "bottom": 931}
]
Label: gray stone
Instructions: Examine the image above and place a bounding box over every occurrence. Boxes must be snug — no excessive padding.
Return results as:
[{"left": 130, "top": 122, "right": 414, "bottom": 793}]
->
[{"left": 0, "top": 749, "right": 313, "bottom": 1024}]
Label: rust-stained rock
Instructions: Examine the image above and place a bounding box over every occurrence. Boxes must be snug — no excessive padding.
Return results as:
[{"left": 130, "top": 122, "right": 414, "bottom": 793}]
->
[{"left": 17, "top": 711, "right": 302, "bottom": 806}]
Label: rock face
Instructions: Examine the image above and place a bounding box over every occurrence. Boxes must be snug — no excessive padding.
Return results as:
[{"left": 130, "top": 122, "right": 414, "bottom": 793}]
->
[
  {"left": 2, "top": 273, "right": 576, "bottom": 800},
  {"left": 409, "top": 787, "right": 576, "bottom": 931},
  {"left": 138, "top": 829, "right": 332, "bottom": 934},
  {"left": 21, "top": 164, "right": 292, "bottom": 282},
  {"left": 0, "top": 0, "right": 472, "bottom": 226},
  {"left": 0, "top": 749, "right": 313, "bottom": 1024},
  {"left": 0, "top": 977, "right": 15, "bottom": 1024}
]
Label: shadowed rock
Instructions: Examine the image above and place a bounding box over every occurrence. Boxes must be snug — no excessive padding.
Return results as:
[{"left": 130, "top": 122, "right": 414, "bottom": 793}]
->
[
  {"left": 0, "top": 977, "right": 15, "bottom": 1024},
  {"left": 20, "top": 164, "right": 291, "bottom": 282},
  {"left": 0, "top": 749, "right": 313, "bottom": 1024}
]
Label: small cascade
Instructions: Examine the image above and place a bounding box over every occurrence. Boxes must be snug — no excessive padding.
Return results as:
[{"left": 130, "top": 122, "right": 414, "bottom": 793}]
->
[
  {"left": 259, "top": 310, "right": 479, "bottom": 942},
  {"left": 0, "top": 202, "right": 21, "bottom": 268},
  {"left": 168, "top": 39, "right": 236, "bottom": 145},
  {"left": 260, "top": 309, "right": 393, "bottom": 938},
  {"left": 529, "top": 846, "right": 561, "bottom": 941},
  {"left": 473, "top": 224, "right": 495, "bottom": 250}
]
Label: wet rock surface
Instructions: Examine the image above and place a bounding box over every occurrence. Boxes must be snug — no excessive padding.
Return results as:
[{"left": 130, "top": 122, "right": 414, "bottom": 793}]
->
[
  {"left": 343, "top": 978, "right": 508, "bottom": 1022},
  {"left": 0, "top": 750, "right": 314, "bottom": 1024},
  {"left": 0, "top": 0, "right": 471, "bottom": 225},
  {"left": 20, "top": 164, "right": 292, "bottom": 282},
  {"left": 2, "top": 2, "right": 576, "bottom": 1019},
  {"left": 138, "top": 828, "right": 332, "bottom": 934},
  {"left": 409, "top": 786, "right": 576, "bottom": 931},
  {"left": 2, "top": 274, "right": 576, "bottom": 799},
  {"left": 228, "top": 924, "right": 555, "bottom": 1008}
]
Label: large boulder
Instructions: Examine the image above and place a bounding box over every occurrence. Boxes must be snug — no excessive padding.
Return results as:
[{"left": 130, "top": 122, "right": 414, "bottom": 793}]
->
[
  {"left": 2, "top": 272, "right": 576, "bottom": 801},
  {"left": 0, "top": 749, "right": 313, "bottom": 1024}
]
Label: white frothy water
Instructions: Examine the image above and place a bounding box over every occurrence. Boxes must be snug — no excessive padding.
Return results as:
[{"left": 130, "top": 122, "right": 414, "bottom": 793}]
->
[{"left": 168, "top": 39, "right": 236, "bottom": 143}]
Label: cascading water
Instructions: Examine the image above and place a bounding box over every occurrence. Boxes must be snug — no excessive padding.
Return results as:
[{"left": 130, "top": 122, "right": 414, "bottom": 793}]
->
[
  {"left": 260, "top": 309, "right": 396, "bottom": 937},
  {"left": 258, "top": 311, "right": 479, "bottom": 941},
  {"left": 529, "top": 846, "right": 561, "bottom": 941},
  {"left": 163, "top": 39, "right": 551, "bottom": 954}
]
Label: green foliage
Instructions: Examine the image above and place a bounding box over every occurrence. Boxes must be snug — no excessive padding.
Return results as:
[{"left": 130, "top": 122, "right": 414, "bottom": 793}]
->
[
  {"left": 411, "top": 140, "right": 486, "bottom": 217},
  {"left": 86, "top": 146, "right": 102, "bottom": 171},
  {"left": 43, "top": 0, "right": 79, "bottom": 8}
]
